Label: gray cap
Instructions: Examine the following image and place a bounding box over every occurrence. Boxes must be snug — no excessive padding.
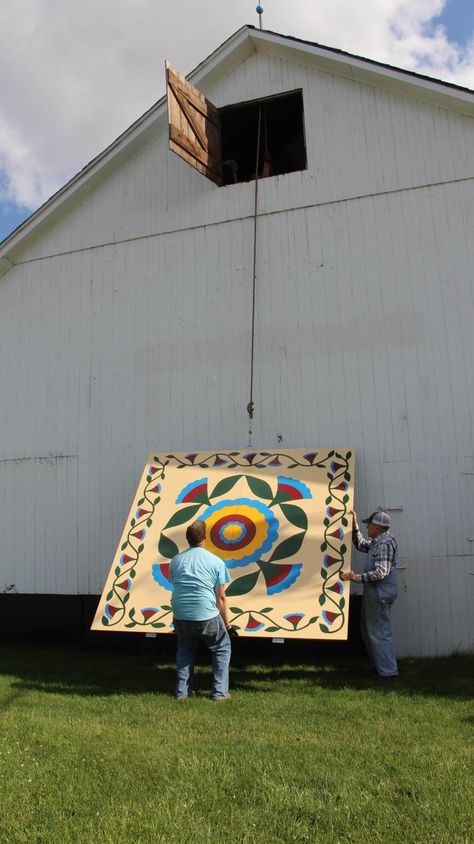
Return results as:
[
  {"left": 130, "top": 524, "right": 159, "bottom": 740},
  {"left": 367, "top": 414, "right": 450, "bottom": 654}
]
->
[{"left": 362, "top": 511, "right": 390, "bottom": 527}]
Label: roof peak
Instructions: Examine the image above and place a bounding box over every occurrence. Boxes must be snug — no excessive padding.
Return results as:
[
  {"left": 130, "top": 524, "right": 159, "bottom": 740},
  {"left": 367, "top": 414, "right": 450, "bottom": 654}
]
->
[{"left": 2, "top": 24, "right": 474, "bottom": 265}]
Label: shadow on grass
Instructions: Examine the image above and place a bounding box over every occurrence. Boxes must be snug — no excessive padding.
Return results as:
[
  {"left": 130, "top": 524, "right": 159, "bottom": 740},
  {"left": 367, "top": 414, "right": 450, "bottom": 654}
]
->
[
  {"left": 230, "top": 657, "right": 474, "bottom": 699},
  {"left": 0, "top": 647, "right": 175, "bottom": 701},
  {"left": 0, "top": 644, "right": 473, "bottom": 702}
]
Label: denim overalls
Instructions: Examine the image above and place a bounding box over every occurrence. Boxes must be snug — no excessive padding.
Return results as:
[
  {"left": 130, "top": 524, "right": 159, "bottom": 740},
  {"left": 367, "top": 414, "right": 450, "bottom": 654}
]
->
[{"left": 361, "top": 533, "right": 398, "bottom": 677}]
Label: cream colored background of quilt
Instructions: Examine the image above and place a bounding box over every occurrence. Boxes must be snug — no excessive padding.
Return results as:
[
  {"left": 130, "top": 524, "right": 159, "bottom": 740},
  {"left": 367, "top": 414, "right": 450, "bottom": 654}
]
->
[{"left": 92, "top": 449, "right": 355, "bottom": 639}]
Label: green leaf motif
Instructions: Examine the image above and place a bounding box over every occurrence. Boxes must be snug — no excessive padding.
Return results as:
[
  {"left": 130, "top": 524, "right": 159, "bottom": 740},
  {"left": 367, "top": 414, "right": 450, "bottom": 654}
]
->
[
  {"left": 246, "top": 476, "right": 274, "bottom": 500},
  {"left": 260, "top": 607, "right": 274, "bottom": 613},
  {"left": 259, "top": 561, "right": 293, "bottom": 586},
  {"left": 271, "top": 489, "right": 293, "bottom": 505},
  {"left": 266, "top": 626, "right": 281, "bottom": 633},
  {"left": 152, "top": 622, "right": 166, "bottom": 629},
  {"left": 187, "top": 491, "right": 209, "bottom": 505},
  {"left": 106, "top": 590, "right": 113, "bottom": 601},
  {"left": 114, "top": 566, "right": 120, "bottom": 577},
  {"left": 308, "top": 616, "right": 318, "bottom": 624},
  {"left": 269, "top": 531, "right": 305, "bottom": 562},
  {"left": 280, "top": 503, "right": 308, "bottom": 531},
  {"left": 164, "top": 504, "right": 201, "bottom": 529},
  {"left": 339, "top": 597, "right": 345, "bottom": 610},
  {"left": 319, "top": 594, "right": 326, "bottom": 606},
  {"left": 210, "top": 475, "right": 242, "bottom": 499},
  {"left": 121, "top": 542, "right": 128, "bottom": 551},
  {"left": 158, "top": 533, "right": 179, "bottom": 559},
  {"left": 161, "top": 605, "right": 172, "bottom": 611},
  {"left": 229, "top": 606, "right": 243, "bottom": 614},
  {"left": 319, "top": 623, "right": 329, "bottom": 634},
  {"left": 102, "top": 616, "right": 109, "bottom": 626},
  {"left": 225, "top": 570, "right": 261, "bottom": 596}
]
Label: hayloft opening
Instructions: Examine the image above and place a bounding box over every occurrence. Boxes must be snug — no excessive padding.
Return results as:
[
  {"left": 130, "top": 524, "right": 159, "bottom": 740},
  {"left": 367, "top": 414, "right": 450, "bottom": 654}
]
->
[{"left": 219, "top": 90, "right": 307, "bottom": 186}]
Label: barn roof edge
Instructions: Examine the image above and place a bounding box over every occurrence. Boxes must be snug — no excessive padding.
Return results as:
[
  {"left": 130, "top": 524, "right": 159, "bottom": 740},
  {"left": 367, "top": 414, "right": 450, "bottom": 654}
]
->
[{"left": 2, "top": 24, "right": 474, "bottom": 273}]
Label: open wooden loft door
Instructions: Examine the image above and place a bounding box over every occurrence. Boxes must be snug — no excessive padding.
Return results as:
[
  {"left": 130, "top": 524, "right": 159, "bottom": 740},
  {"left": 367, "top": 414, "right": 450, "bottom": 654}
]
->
[{"left": 165, "top": 61, "right": 223, "bottom": 186}]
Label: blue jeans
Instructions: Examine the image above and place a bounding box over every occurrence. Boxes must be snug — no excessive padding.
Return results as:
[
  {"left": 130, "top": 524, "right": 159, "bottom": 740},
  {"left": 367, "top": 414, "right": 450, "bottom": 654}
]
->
[
  {"left": 361, "top": 586, "right": 399, "bottom": 677},
  {"left": 173, "top": 615, "right": 231, "bottom": 699}
]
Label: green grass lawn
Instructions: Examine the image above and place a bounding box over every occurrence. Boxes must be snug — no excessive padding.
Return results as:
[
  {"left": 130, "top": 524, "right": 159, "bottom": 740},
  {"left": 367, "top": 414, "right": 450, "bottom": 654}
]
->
[{"left": 0, "top": 645, "right": 472, "bottom": 844}]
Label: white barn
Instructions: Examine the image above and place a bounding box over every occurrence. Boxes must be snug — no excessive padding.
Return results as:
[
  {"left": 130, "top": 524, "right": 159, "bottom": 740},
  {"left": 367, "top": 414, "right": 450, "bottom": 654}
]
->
[{"left": 1, "top": 26, "right": 473, "bottom": 655}]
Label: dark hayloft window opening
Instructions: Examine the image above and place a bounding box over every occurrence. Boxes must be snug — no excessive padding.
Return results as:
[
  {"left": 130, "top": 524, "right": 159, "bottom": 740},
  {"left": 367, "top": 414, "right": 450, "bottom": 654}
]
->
[{"left": 220, "top": 90, "right": 307, "bottom": 186}]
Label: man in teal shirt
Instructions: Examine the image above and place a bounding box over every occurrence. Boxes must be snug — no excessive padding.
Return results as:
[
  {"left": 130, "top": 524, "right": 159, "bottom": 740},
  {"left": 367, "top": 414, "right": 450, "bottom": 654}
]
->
[{"left": 169, "top": 520, "right": 233, "bottom": 700}]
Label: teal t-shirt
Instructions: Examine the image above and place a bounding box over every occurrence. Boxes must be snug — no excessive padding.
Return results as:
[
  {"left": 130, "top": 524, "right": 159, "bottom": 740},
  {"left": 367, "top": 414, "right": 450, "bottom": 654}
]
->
[{"left": 169, "top": 546, "right": 231, "bottom": 621}]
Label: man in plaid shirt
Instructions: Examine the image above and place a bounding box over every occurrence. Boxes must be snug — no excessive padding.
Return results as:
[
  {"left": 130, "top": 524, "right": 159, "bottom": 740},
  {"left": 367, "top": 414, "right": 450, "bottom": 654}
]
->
[{"left": 341, "top": 511, "right": 398, "bottom": 680}]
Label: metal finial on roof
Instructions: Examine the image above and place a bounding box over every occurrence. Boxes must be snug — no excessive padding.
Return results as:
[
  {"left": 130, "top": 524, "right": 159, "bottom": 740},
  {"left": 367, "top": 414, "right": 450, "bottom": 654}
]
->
[{"left": 256, "top": 4, "right": 264, "bottom": 29}]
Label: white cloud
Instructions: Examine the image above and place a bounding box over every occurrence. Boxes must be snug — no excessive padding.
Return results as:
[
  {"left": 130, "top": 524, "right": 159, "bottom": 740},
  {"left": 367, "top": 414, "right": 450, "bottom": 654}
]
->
[{"left": 1, "top": 0, "right": 474, "bottom": 209}]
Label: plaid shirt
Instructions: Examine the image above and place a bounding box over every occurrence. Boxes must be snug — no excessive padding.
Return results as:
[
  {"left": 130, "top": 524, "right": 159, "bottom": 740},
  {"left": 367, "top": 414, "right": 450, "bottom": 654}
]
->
[{"left": 352, "top": 526, "right": 397, "bottom": 583}]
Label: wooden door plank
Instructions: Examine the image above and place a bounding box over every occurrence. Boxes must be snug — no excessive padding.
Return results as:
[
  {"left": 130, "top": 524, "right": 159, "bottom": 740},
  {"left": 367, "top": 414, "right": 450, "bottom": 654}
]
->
[{"left": 166, "top": 60, "right": 222, "bottom": 186}]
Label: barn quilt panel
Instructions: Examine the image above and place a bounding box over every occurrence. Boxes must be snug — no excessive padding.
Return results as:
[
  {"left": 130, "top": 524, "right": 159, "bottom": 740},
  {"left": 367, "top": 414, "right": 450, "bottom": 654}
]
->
[{"left": 92, "top": 449, "right": 355, "bottom": 639}]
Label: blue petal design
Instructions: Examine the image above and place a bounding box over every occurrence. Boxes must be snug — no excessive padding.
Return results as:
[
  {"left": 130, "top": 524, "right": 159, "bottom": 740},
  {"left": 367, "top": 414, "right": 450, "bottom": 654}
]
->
[
  {"left": 152, "top": 563, "right": 173, "bottom": 591},
  {"left": 277, "top": 476, "right": 312, "bottom": 499},
  {"left": 283, "top": 612, "right": 305, "bottom": 621},
  {"left": 244, "top": 621, "right": 265, "bottom": 632},
  {"left": 176, "top": 477, "right": 208, "bottom": 504},
  {"left": 322, "top": 610, "right": 339, "bottom": 625},
  {"left": 267, "top": 562, "right": 303, "bottom": 595}
]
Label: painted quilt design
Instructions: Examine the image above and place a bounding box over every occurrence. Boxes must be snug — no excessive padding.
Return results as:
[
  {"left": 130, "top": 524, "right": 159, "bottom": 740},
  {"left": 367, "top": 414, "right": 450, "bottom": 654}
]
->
[{"left": 91, "top": 449, "right": 355, "bottom": 639}]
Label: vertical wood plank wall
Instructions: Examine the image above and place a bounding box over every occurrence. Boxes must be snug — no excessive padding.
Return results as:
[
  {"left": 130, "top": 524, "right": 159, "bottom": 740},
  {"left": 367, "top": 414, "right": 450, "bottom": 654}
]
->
[{"left": 0, "top": 51, "right": 473, "bottom": 655}]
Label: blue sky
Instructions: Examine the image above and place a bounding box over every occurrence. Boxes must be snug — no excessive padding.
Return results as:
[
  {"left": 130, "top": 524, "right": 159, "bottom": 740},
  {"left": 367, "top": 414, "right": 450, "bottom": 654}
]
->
[
  {"left": 435, "top": 0, "right": 474, "bottom": 46},
  {"left": 1, "top": 0, "right": 474, "bottom": 244},
  {"left": 0, "top": 201, "right": 31, "bottom": 242},
  {"left": 0, "top": 168, "right": 30, "bottom": 241}
]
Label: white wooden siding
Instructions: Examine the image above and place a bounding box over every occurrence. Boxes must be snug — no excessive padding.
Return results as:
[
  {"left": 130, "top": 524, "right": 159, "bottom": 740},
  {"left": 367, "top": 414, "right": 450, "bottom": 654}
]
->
[
  {"left": 1, "top": 49, "right": 473, "bottom": 655},
  {"left": 14, "top": 52, "right": 474, "bottom": 264}
]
